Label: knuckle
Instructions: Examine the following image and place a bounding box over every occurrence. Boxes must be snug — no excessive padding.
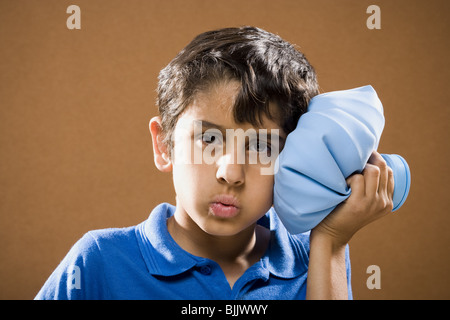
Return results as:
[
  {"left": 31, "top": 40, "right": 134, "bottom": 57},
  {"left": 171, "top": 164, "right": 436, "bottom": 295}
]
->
[
  {"left": 386, "top": 197, "right": 394, "bottom": 211},
  {"left": 387, "top": 166, "right": 394, "bottom": 176},
  {"left": 379, "top": 196, "right": 393, "bottom": 212},
  {"left": 365, "top": 164, "right": 380, "bottom": 176},
  {"left": 346, "top": 173, "right": 363, "bottom": 186},
  {"left": 353, "top": 173, "right": 365, "bottom": 183},
  {"left": 380, "top": 197, "right": 388, "bottom": 209},
  {"left": 378, "top": 159, "right": 388, "bottom": 171}
]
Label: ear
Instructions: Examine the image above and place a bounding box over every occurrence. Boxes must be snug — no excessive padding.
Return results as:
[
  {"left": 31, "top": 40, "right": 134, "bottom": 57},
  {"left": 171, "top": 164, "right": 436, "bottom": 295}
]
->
[{"left": 149, "top": 116, "right": 172, "bottom": 172}]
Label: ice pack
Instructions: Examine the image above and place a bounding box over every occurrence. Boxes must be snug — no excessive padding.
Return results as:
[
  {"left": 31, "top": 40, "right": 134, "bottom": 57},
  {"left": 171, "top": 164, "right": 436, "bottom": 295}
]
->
[{"left": 273, "top": 85, "right": 411, "bottom": 234}]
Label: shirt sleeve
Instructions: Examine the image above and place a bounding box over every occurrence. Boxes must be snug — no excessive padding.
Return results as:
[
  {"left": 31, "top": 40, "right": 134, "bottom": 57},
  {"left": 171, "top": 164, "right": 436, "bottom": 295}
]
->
[
  {"left": 345, "top": 244, "right": 353, "bottom": 300},
  {"left": 34, "top": 232, "right": 109, "bottom": 300}
]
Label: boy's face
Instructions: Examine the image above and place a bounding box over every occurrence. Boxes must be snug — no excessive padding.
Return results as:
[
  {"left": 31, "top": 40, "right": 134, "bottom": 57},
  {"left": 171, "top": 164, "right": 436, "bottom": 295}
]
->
[{"left": 170, "top": 80, "right": 286, "bottom": 236}]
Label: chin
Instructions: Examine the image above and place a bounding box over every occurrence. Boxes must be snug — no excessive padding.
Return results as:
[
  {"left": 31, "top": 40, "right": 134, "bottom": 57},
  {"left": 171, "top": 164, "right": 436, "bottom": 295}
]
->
[{"left": 200, "top": 217, "right": 255, "bottom": 237}]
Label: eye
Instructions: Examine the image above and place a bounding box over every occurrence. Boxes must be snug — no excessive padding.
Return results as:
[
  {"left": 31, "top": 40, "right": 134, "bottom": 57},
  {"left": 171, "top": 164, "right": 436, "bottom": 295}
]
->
[
  {"left": 249, "top": 139, "right": 271, "bottom": 155},
  {"left": 201, "top": 130, "right": 223, "bottom": 145}
]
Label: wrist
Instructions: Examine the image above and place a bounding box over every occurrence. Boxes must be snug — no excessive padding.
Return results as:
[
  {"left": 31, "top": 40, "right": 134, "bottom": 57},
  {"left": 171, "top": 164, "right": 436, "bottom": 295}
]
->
[
  {"left": 307, "top": 227, "right": 349, "bottom": 300},
  {"left": 310, "top": 228, "right": 349, "bottom": 253}
]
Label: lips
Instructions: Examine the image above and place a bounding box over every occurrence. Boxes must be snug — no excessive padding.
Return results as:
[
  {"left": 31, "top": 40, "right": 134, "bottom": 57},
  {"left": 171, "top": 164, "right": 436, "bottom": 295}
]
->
[{"left": 209, "top": 194, "right": 240, "bottom": 218}]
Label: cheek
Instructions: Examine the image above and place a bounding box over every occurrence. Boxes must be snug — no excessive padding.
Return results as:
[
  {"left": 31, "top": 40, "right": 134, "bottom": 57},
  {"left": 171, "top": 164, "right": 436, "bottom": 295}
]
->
[
  {"left": 247, "top": 170, "right": 274, "bottom": 209},
  {"left": 171, "top": 133, "right": 200, "bottom": 192},
  {"left": 172, "top": 162, "right": 213, "bottom": 201},
  {"left": 173, "top": 164, "right": 198, "bottom": 194}
]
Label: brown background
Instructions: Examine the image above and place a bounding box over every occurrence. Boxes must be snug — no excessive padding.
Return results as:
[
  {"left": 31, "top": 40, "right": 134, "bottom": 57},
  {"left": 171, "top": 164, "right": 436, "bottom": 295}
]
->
[{"left": 1, "top": 0, "right": 449, "bottom": 299}]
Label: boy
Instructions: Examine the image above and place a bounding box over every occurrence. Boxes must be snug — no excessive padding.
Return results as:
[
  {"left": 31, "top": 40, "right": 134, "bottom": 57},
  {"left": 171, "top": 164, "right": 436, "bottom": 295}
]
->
[{"left": 36, "top": 26, "right": 393, "bottom": 300}]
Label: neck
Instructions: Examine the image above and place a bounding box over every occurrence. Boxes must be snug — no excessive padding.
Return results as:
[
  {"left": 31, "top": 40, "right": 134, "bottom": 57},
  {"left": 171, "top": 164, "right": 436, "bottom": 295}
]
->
[{"left": 167, "top": 207, "right": 265, "bottom": 264}]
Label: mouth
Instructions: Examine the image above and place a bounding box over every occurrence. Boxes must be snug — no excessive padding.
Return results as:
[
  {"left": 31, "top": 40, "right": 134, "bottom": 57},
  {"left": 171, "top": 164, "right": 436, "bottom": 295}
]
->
[{"left": 209, "top": 194, "right": 240, "bottom": 218}]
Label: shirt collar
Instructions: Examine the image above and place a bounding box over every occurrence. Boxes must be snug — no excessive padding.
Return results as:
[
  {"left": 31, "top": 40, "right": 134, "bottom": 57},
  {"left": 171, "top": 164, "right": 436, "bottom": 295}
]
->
[
  {"left": 136, "top": 203, "right": 201, "bottom": 276},
  {"left": 136, "top": 203, "right": 308, "bottom": 279},
  {"left": 261, "top": 207, "right": 309, "bottom": 279}
]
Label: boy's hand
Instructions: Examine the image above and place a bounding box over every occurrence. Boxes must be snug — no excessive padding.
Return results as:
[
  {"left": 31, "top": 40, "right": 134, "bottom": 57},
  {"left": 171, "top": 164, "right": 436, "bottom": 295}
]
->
[{"left": 312, "top": 151, "right": 395, "bottom": 247}]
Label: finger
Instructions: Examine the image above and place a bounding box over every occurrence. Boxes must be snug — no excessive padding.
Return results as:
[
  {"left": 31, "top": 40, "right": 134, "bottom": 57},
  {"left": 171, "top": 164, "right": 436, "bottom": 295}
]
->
[
  {"left": 363, "top": 163, "right": 380, "bottom": 197},
  {"left": 368, "top": 151, "right": 388, "bottom": 194},
  {"left": 346, "top": 173, "right": 365, "bottom": 199},
  {"left": 387, "top": 166, "right": 394, "bottom": 201}
]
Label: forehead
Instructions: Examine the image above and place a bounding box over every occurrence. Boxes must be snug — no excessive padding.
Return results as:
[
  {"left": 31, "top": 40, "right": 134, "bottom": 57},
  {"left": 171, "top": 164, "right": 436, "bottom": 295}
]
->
[{"left": 180, "top": 80, "right": 285, "bottom": 134}]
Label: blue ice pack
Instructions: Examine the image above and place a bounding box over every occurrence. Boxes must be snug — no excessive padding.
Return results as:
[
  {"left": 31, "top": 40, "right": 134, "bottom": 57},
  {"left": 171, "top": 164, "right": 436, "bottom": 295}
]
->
[{"left": 273, "top": 85, "right": 411, "bottom": 234}]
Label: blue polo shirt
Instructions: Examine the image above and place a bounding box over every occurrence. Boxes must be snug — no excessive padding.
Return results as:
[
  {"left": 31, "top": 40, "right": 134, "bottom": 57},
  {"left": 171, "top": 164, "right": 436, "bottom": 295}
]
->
[{"left": 35, "top": 203, "right": 352, "bottom": 300}]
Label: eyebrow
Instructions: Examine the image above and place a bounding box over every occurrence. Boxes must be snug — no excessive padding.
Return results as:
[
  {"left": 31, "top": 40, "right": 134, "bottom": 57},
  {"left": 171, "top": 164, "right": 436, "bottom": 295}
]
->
[
  {"left": 193, "top": 119, "right": 286, "bottom": 143},
  {"left": 194, "top": 120, "right": 224, "bottom": 130}
]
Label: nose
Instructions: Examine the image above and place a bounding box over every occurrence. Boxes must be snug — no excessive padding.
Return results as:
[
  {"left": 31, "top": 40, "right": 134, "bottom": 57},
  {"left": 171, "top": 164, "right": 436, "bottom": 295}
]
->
[{"left": 216, "top": 153, "right": 245, "bottom": 187}]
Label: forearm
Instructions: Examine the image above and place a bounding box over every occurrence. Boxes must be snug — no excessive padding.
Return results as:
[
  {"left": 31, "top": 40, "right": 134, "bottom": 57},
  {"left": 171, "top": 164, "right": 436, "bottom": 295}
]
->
[
  {"left": 305, "top": 152, "right": 394, "bottom": 300},
  {"left": 306, "top": 230, "right": 349, "bottom": 300}
]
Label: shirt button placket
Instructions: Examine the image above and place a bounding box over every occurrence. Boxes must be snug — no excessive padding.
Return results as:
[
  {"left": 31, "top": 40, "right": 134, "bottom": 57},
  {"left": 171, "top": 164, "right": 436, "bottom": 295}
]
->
[{"left": 199, "top": 265, "right": 212, "bottom": 276}]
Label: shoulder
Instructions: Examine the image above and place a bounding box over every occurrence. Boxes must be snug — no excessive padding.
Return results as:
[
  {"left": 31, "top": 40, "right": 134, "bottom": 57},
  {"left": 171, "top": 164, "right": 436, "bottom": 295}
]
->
[
  {"left": 85, "top": 226, "right": 138, "bottom": 251},
  {"left": 289, "top": 232, "right": 311, "bottom": 254},
  {"left": 35, "top": 225, "right": 139, "bottom": 300},
  {"left": 267, "top": 208, "right": 351, "bottom": 265},
  {"left": 266, "top": 209, "right": 311, "bottom": 252},
  {"left": 63, "top": 226, "right": 138, "bottom": 262}
]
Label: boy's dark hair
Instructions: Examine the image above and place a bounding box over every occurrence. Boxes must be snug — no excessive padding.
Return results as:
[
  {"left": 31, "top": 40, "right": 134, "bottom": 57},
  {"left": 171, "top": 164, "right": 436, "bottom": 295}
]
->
[{"left": 157, "top": 26, "right": 319, "bottom": 155}]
